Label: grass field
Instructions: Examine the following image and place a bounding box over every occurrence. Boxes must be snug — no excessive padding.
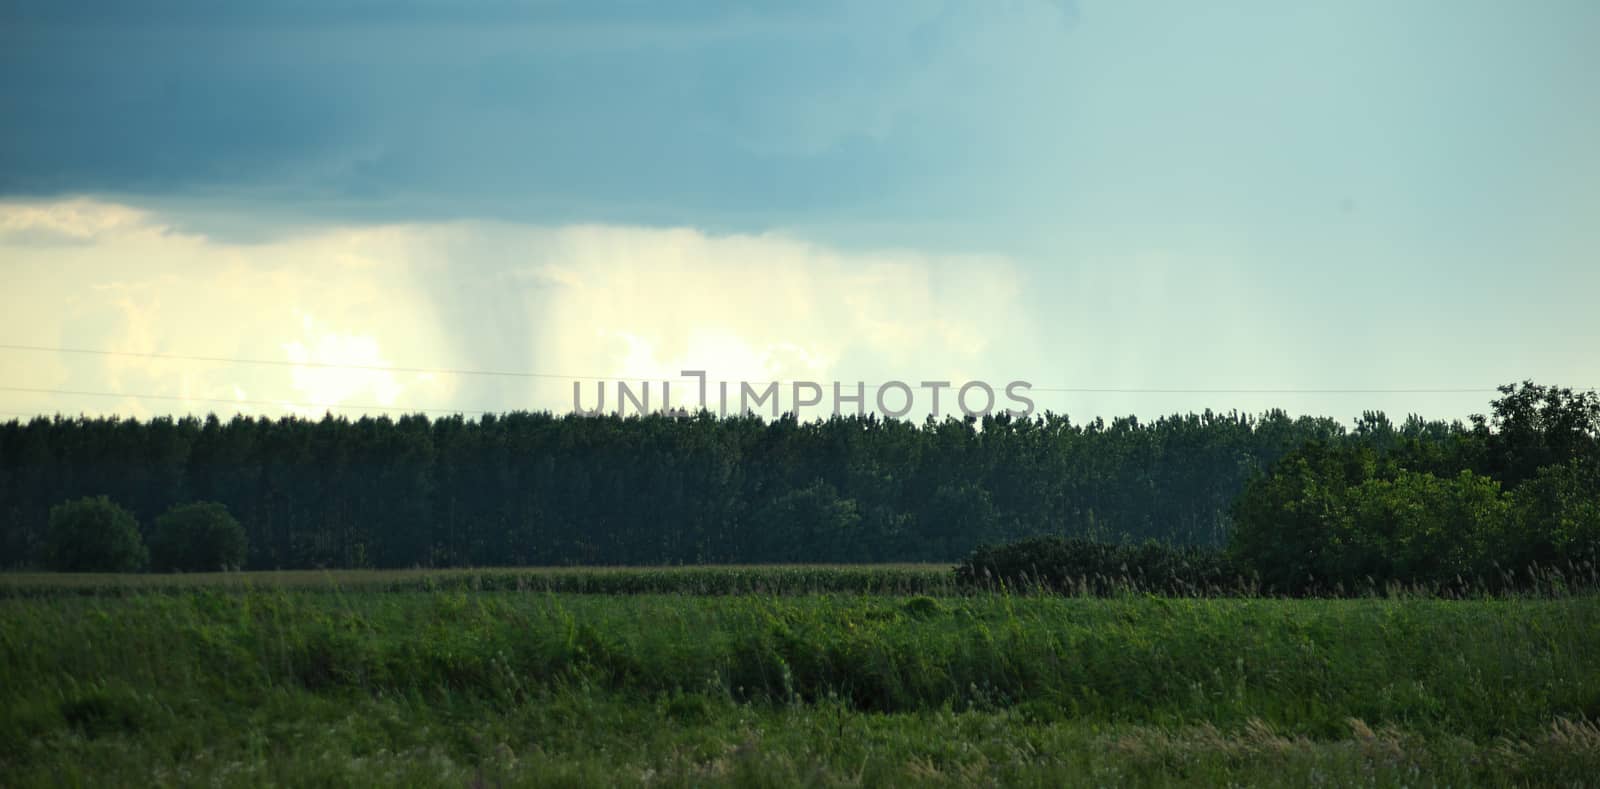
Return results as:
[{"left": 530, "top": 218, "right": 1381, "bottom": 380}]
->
[{"left": 3, "top": 569, "right": 1599, "bottom": 786}]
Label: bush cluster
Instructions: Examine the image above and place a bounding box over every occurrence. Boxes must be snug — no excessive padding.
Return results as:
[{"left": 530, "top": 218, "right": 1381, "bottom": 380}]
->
[
  {"left": 955, "top": 535, "right": 1242, "bottom": 595},
  {"left": 39, "top": 497, "right": 247, "bottom": 573},
  {"left": 148, "top": 502, "right": 248, "bottom": 572},
  {"left": 41, "top": 496, "right": 147, "bottom": 573}
]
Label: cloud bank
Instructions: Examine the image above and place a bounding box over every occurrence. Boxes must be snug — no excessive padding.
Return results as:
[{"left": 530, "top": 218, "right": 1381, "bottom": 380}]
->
[{"left": 0, "top": 198, "right": 1037, "bottom": 420}]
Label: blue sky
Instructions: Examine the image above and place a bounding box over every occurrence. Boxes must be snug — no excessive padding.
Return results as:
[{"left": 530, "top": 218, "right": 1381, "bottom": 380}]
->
[{"left": 2, "top": 0, "right": 1597, "bottom": 421}]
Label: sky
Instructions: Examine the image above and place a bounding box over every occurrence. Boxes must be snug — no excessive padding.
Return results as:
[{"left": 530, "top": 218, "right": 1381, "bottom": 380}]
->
[{"left": 2, "top": 0, "right": 1597, "bottom": 424}]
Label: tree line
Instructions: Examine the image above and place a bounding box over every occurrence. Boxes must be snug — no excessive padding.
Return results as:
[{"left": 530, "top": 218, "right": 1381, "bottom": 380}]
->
[
  {"left": 1, "top": 382, "right": 1594, "bottom": 575},
  {"left": 955, "top": 383, "right": 1599, "bottom": 596},
  {"left": 1228, "top": 382, "right": 1600, "bottom": 592}
]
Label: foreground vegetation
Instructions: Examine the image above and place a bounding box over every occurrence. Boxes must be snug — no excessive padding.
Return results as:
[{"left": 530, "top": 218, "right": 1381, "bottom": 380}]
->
[
  {"left": 4, "top": 587, "right": 1599, "bottom": 785},
  {"left": 3, "top": 383, "right": 1596, "bottom": 783}
]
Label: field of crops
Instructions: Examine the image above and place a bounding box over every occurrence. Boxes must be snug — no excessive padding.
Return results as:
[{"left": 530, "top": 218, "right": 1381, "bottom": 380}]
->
[
  {"left": 0, "top": 564, "right": 958, "bottom": 597},
  {"left": 4, "top": 568, "right": 1600, "bottom": 786}
]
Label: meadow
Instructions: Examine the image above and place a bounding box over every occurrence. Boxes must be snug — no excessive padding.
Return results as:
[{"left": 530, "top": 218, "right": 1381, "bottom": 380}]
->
[{"left": 3, "top": 567, "right": 1600, "bottom": 786}]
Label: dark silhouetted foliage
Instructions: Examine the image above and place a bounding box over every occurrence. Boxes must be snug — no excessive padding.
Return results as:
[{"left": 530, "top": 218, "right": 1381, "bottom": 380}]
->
[
  {"left": 4, "top": 382, "right": 1595, "bottom": 585},
  {"left": 0, "top": 408, "right": 1347, "bottom": 569},
  {"left": 149, "top": 501, "right": 247, "bottom": 572},
  {"left": 42, "top": 496, "right": 146, "bottom": 573},
  {"left": 955, "top": 535, "right": 1242, "bottom": 595}
]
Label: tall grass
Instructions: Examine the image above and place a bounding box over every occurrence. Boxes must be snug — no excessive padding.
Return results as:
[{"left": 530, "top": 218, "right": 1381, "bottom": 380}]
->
[
  {"left": 5, "top": 588, "right": 1599, "bottom": 785},
  {"left": 5, "top": 591, "right": 1598, "bottom": 737}
]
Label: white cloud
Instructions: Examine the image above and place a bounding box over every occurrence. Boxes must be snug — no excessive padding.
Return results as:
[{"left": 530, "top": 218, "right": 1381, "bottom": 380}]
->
[
  {"left": 0, "top": 199, "right": 1040, "bottom": 420},
  {"left": 521, "top": 224, "right": 1032, "bottom": 396},
  {"left": 4, "top": 197, "right": 1588, "bottom": 424},
  {"left": 281, "top": 315, "right": 406, "bottom": 415},
  {"left": 0, "top": 198, "right": 154, "bottom": 245},
  {"left": 0, "top": 201, "right": 457, "bottom": 419}
]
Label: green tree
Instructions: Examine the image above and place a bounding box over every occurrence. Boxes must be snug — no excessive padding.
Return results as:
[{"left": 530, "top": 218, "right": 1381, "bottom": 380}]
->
[
  {"left": 42, "top": 496, "right": 147, "bottom": 572},
  {"left": 1503, "top": 460, "right": 1600, "bottom": 572},
  {"left": 919, "top": 482, "right": 998, "bottom": 561},
  {"left": 149, "top": 501, "right": 248, "bottom": 572},
  {"left": 750, "top": 480, "right": 863, "bottom": 562},
  {"left": 1228, "top": 442, "right": 1379, "bottom": 593},
  {"left": 1475, "top": 381, "right": 1600, "bottom": 486},
  {"left": 1336, "top": 470, "right": 1509, "bottom": 588}
]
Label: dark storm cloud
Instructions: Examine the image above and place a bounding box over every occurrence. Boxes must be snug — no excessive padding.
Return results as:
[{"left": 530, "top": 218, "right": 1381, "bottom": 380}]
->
[{"left": 1, "top": 0, "right": 1053, "bottom": 233}]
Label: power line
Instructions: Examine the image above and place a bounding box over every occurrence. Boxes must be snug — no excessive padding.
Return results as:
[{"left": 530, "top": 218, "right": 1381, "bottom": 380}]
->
[
  {"left": 0, "top": 380, "right": 1565, "bottom": 424},
  {"left": 0, "top": 386, "right": 487, "bottom": 416},
  {"left": 1027, "top": 387, "right": 1517, "bottom": 394},
  {"left": 0, "top": 342, "right": 1565, "bottom": 394},
  {"left": 0, "top": 343, "right": 682, "bottom": 383}
]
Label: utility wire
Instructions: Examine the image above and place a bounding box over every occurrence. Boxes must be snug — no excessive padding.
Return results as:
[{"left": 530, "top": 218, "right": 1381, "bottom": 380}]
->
[
  {"left": 0, "top": 343, "right": 1564, "bottom": 394},
  {"left": 0, "top": 386, "right": 487, "bottom": 416},
  {"left": 0, "top": 380, "right": 1569, "bottom": 424},
  {"left": 1025, "top": 386, "right": 1526, "bottom": 394},
  {"left": 0, "top": 342, "right": 663, "bottom": 382}
]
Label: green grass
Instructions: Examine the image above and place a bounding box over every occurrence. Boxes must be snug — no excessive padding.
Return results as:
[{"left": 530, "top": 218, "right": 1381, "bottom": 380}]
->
[
  {"left": 12, "top": 689, "right": 1600, "bottom": 787},
  {"left": 3, "top": 584, "right": 1599, "bottom": 786}
]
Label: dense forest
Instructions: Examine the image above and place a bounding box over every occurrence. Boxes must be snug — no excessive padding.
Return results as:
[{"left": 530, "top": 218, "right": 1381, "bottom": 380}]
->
[{"left": 1, "top": 382, "right": 1596, "bottom": 574}]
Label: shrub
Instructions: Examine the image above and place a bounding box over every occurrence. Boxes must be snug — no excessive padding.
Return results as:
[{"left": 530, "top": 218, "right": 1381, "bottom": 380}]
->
[
  {"left": 149, "top": 501, "right": 247, "bottom": 572},
  {"left": 42, "top": 496, "right": 147, "bottom": 572},
  {"left": 955, "top": 535, "right": 1240, "bottom": 595}
]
